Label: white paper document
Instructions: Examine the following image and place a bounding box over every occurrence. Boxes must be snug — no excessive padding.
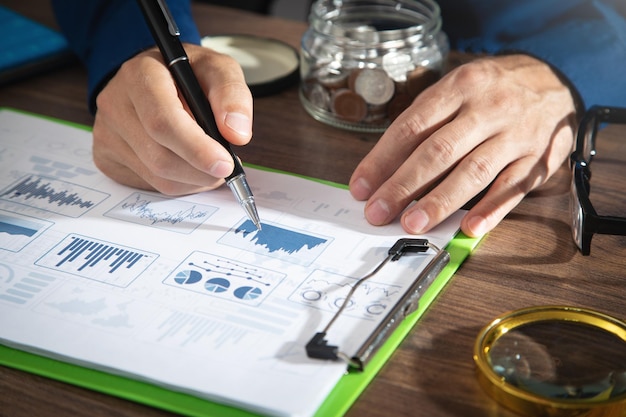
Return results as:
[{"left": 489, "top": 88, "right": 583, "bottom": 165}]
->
[{"left": 0, "top": 109, "right": 464, "bottom": 417}]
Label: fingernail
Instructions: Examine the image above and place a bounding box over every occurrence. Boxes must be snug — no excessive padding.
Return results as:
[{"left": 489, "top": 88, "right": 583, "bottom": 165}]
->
[
  {"left": 209, "top": 160, "right": 233, "bottom": 178},
  {"left": 467, "top": 215, "right": 488, "bottom": 237},
  {"left": 224, "top": 112, "right": 252, "bottom": 137},
  {"left": 366, "top": 199, "right": 390, "bottom": 225},
  {"left": 351, "top": 177, "right": 372, "bottom": 200},
  {"left": 404, "top": 208, "right": 429, "bottom": 233}
]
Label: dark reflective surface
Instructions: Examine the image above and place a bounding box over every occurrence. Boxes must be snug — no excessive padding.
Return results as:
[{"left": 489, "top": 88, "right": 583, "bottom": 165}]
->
[{"left": 489, "top": 321, "right": 626, "bottom": 400}]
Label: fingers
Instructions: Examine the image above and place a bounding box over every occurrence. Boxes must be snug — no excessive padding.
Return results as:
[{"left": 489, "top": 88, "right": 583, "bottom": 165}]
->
[
  {"left": 351, "top": 70, "right": 508, "bottom": 226},
  {"left": 93, "top": 45, "right": 253, "bottom": 195},
  {"left": 189, "top": 44, "right": 253, "bottom": 146},
  {"left": 459, "top": 118, "right": 576, "bottom": 237},
  {"left": 349, "top": 78, "right": 462, "bottom": 202},
  {"left": 349, "top": 55, "right": 578, "bottom": 236},
  {"left": 458, "top": 156, "right": 542, "bottom": 238},
  {"left": 400, "top": 130, "right": 530, "bottom": 236},
  {"left": 92, "top": 115, "right": 221, "bottom": 195}
]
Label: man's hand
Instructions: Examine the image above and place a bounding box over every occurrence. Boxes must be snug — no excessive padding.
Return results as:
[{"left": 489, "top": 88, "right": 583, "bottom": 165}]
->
[
  {"left": 350, "top": 54, "right": 578, "bottom": 237},
  {"left": 92, "top": 44, "right": 253, "bottom": 195}
]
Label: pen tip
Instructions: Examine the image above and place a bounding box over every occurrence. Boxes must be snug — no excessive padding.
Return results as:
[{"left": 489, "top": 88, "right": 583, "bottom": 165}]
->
[{"left": 243, "top": 201, "right": 261, "bottom": 231}]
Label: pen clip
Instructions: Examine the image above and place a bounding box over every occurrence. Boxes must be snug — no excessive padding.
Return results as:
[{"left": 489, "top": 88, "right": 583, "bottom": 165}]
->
[{"left": 156, "top": 0, "right": 180, "bottom": 36}]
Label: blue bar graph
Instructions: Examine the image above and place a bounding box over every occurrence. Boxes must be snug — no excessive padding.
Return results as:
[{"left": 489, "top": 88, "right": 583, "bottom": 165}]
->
[{"left": 36, "top": 234, "right": 157, "bottom": 287}]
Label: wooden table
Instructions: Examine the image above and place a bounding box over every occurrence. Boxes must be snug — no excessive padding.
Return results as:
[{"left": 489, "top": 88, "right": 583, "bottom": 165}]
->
[{"left": 1, "top": 2, "right": 625, "bottom": 416}]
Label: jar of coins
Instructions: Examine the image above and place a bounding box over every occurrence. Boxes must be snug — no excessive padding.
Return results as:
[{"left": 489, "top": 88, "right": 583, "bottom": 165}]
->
[{"left": 299, "top": 0, "right": 449, "bottom": 132}]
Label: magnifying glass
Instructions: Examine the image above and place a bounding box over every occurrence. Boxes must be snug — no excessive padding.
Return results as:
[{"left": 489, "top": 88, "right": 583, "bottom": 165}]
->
[{"left": 474, "top": 306, "right": 626, "bottom": 417}]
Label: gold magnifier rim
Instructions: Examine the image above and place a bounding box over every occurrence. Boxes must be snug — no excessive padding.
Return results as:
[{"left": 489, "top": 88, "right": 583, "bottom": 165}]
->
[{"left": 473, "top": 305, "right": 626, "bottom": 417}]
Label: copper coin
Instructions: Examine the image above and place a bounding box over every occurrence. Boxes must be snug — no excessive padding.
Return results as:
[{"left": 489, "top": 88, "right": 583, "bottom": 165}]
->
[
  {"left": 331, "top": 88, "right": 368, "bottom": 122},
  {"left": 353, "top": 68, "right": 395, "bottom": 106},
  {"left": 347, "top": 68, "right": 363, "bottom": 91}
]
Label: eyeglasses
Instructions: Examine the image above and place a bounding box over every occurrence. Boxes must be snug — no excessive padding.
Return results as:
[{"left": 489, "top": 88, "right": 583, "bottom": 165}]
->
[{"left": 569, "top": 105, "right": 626, "bottom": 255}]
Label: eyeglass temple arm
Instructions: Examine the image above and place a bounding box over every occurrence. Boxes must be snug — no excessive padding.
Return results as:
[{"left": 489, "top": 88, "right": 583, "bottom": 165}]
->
[{"left": 595, "top": 216, "right": 626, "bottom": 236}]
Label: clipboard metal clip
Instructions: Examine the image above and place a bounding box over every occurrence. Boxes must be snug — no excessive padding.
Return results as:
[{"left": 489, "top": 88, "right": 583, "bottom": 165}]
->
[{"left": 305, "top": 238, "right": 450, "bottom": 372}]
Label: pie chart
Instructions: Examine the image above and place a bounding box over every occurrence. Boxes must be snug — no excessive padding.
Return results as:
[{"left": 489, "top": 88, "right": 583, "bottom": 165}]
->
[
  {"left": 173, "top": 270, "right": 202, "bottom": 285},
  {"left": 204, "top": 277, "right": 230, "bottom": 293},
  {"left": 234, "top": 286, "right": 262, "bottom": 301}
]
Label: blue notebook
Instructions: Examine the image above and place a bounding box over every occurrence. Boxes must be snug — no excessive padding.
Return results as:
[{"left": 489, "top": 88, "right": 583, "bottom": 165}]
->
[{"left": 0, "top": 6, "right": 75, "bottom": 85}]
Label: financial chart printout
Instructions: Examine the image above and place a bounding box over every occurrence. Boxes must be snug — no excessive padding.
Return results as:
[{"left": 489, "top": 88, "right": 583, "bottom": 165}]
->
[{"left": 0, "top": 109, "right": 464, "bottom": 417}]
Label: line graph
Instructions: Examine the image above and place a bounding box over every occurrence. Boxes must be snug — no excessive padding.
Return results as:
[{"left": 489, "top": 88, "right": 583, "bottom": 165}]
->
[
  {"left": 289, "top": 269, "right": 403, "bottom": 319},
  {"left": 0, "top": 174, "right": 109, "bottom": 217},
  {"left": 35, "top": 234, "right": 158, "bottom": 287},
  {"left": 104, "top": 192, "right": 217, "bottom": 233},
  {"left": 164, "top": 251, "right": 285, "bottom": 306},
  {"left": 218, "top": 219, "right": 331, "bottom": 266},
  {"left": 0, "top": 210, "right": 53, "bottom": 252}
]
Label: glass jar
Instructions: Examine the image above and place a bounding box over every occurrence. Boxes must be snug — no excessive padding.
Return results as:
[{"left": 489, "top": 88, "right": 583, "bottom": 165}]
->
[{"left": 299, "top": 0, "right": 449, "bottom": 132}]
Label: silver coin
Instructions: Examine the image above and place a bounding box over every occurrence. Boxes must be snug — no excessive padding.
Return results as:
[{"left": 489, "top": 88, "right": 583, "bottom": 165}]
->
[
  {"left": 382, "top": 52, "right": 415, "bottom": 82},
  {"left": 353, "top": 68, "right": 395, "bottom": 106},
  {"left": 317, "top": 67, "right": 349, "bottom": 89},
  {"left": 308, "top": 83, "right": 330, "bottom": 110},
  {"left": 344, "top": 24, "right": 380, "bottom": 44}
]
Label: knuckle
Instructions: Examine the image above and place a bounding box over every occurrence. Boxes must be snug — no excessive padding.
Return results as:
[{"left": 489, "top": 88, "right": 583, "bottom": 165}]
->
[
  {"left": 424, "top": 135, "right": 457, "bottom": 166},
  {"left": 453, "top": 60, "right": 495, "bottom": 86},
  {"left": 94, "top": 88, "right": 114, "bottom": 114},
  {"left": 465, "top": 154, "right": 496, "bottom": 186},
  {"left": 378, "top": 177, "right": 422, "bottom": 212},
  {"left": 394, "top": 112, "right": 429, "bottom": 143},
  {"left": 145, "top": 153, "right": 172, "bottom": 179},
  {"left": 142, "top": 106, "right": 174, "bottom": 139},
  {"left": 423, "top": 190, "right": 455, "bottom": 219},
  {"left": 389, "top": 179, "right": 418, "bottom": 202},
  {"left": 498, "top": 171, "right": 536, "bottom": 196}
]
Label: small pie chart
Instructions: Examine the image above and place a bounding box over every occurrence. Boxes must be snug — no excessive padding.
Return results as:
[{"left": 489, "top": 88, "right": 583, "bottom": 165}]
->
[
  {"left": 174, "top": 270, "right": 202, "bottom": 285},
  {"left": 234, "top": 286, "right": 262, "bottom": 301},
  {"left": 204, "top": 277, "right": 230, "bottom": 293}
]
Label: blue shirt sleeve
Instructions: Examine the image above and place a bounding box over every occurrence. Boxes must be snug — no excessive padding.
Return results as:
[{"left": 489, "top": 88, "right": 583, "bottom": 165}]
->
[
  {"left": 439, "top": 0, "right": 626, "bottom": 110},
  {"left": 51, "top": 0, "right": 200, "bottom": 114}
]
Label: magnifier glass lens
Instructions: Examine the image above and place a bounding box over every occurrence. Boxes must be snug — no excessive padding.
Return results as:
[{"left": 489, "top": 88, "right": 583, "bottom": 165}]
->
[{"left": 489, "top": 321, "right": 626, "bottom": 401}]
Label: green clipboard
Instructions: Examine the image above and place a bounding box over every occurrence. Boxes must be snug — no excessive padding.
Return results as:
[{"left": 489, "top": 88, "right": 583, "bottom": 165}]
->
[{"left": 0, "top": 108, "right": 482, "bottom": 417}]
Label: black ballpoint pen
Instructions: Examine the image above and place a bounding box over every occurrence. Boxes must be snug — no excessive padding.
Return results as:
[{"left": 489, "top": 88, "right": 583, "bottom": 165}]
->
[{"left": 136, "top": 0, "right": 261, "bottom": 230}]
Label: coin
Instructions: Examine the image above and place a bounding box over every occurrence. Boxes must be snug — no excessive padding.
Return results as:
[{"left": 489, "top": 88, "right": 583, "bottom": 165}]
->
[
  {"left": 331, "top": 88, "right": 368, "bottom": 122},
  {"left": 307, "top": 82, "right": 331, "bottom": 111},
  {"left": 347, "top": 68, "right": 363, "bottom": 91},
  {"left": 317, "top": 67, "right": 349, "bottom": 89},
  {"left": 301, "top": 62, "right": 440, "bottom": 129},
  {"left": 353, "top": 68, "right": 395, "bottom": 106},
  {"left": 382, "top": 52, "right": 415, "bottom": 82}
]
